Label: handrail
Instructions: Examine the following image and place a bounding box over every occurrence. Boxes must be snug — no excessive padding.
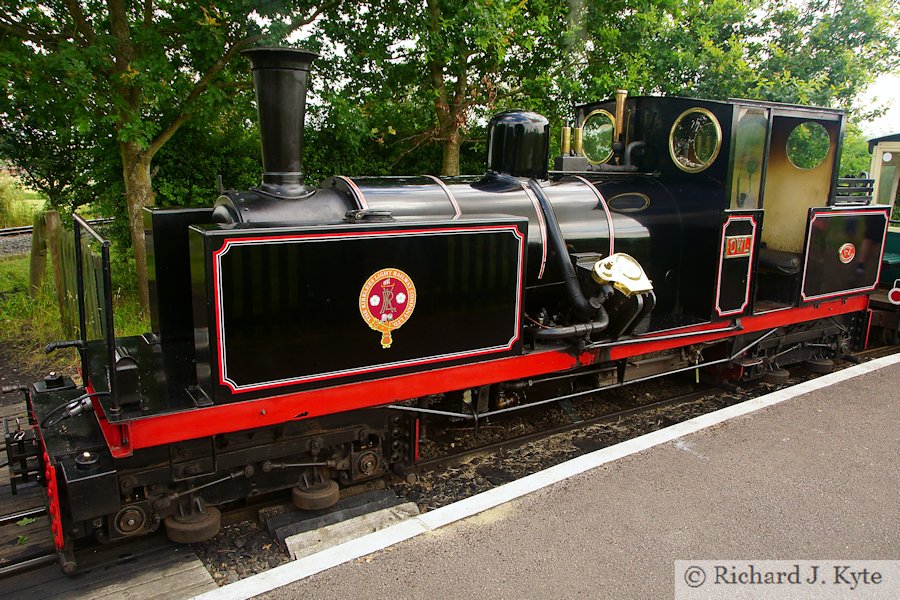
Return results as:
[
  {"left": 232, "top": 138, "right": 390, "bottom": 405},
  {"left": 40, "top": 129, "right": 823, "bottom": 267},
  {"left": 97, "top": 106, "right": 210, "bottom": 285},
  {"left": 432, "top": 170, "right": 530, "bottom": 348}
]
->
[
  {"left": 73, "top": 214, "right": 111, "bottom": 246},
  {"left": 73, "top": 213, "right": 118, "bottom": 414}
]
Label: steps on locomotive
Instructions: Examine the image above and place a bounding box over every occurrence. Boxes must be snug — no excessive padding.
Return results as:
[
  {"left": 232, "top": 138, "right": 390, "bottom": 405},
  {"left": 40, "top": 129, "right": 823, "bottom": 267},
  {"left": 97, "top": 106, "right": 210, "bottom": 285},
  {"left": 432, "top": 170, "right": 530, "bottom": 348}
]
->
[
  {"left": 755, "top": 246, "right": 802, "bottom": 307},
  {"left": 259, "top": 488, "right": 417, "bottom": 559}
]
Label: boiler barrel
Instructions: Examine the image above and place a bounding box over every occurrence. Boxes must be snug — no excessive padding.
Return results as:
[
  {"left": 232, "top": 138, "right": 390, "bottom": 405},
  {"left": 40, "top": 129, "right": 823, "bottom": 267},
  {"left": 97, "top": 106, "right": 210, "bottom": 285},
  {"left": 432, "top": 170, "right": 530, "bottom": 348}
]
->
[{"left": 320, "top": 174, "right": 667, "bottom": 292}]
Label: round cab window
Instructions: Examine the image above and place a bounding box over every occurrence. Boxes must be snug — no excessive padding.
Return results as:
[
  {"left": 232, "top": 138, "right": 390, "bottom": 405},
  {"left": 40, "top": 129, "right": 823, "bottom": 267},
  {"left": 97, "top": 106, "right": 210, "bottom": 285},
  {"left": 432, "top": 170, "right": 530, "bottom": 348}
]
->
[
  {"left": 582, "top": 109, "right": 615, "bottom": 164},
  {"left": 786, "top": 121, "right": 830, "bottom": 169},
  {"left": 669, "top": 108, "right": 722, "bottom": 173}
]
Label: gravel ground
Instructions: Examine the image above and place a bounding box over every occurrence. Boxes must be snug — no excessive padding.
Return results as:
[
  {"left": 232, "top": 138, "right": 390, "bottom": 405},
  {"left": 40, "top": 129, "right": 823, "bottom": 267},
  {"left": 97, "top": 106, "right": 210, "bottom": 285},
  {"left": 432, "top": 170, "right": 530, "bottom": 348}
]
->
[
  {"left": 194, "top": 521, "right": 291, "bottom": 585},
  {"left": 0, "top": 341, "right": 55, "bottom": 406},
  {"left": 0, "top": 233, "right": 32, "bottom": 256}
]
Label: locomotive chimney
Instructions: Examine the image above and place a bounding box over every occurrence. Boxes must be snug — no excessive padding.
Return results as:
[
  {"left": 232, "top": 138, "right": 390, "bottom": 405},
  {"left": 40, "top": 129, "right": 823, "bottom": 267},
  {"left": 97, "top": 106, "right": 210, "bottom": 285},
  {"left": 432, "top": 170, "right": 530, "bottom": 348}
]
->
[{"left": 243, "top": 47, "right": 318, "bottom": 199}]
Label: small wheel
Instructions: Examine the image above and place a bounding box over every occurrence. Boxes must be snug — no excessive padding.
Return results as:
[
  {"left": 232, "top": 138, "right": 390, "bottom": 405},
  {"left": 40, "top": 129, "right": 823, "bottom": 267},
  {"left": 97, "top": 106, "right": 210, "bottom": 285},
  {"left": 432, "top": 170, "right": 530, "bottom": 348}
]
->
[
  {"left": 804, "top": 358, "right": 834, "bottom": 374},
  {"left": 164, "top": 507, "right": 221, "bottom": 544},
  {"left": 292, "top": 480, "right": 340, "bottom": 511},
  {"left": 762, "top": 368, "right": 790, "bottom": 384}
]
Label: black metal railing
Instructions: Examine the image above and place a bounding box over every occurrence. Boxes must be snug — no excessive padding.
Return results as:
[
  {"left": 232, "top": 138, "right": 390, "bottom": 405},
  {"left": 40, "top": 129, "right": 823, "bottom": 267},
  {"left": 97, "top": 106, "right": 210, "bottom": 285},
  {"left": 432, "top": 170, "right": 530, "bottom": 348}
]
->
[{"left": 73, "top": 214, "right": 118, "bottom": 412}]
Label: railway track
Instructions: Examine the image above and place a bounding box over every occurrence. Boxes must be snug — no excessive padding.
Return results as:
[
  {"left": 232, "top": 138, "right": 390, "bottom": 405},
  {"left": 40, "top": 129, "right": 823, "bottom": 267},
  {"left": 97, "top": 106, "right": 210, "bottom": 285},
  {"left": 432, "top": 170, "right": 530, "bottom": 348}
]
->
[
  {"left": 0, "top": 218, "right": 113, "bottom": 238},
  {"left": 0, "top": 225, "right": 34, "bottom": 238},
  {"left": 413, "top": 386, "right": 719, "bottom": 472},
  {"left": 0, "top": 492, "right": 56, "bottom": 579}
]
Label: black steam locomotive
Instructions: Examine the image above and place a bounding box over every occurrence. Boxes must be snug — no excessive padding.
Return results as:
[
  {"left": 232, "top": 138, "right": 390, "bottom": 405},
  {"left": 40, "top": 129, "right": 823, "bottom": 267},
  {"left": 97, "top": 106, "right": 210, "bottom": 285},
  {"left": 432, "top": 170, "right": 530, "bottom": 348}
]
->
[{"left": 5, "top": 48, "right": 893, "bottom": 572}]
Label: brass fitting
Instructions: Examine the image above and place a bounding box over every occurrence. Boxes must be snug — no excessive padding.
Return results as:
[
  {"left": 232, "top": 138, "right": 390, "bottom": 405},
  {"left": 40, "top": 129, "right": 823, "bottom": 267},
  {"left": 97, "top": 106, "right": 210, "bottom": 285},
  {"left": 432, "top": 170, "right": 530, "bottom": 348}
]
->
[
  {"left": 614, "top": 89, "right": 627, "bottom": 142},
  {"left": 592, "top": 253, "right": 653, "bottom": 296},
  {"left": 573, "top": 127, "right": 584, "bottom": 156},
  {"left": 561, "top": 126, "right": 571, "bottom": 155}
]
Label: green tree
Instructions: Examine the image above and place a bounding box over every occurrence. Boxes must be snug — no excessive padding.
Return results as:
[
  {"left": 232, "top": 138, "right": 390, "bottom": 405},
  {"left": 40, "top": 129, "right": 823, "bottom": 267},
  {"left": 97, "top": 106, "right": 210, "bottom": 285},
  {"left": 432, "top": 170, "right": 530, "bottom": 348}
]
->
[
  {"left": 319, "top": 0, "right": 572, "bottom": 176},
  {"left": 839, "top": 123, "right": 875, "bottom": 177},
  {"left": 0, "top": 1, "right": 333, "bottom": 310},
  {"left": 573, "top": 0, "right": 898, "bottom": 109},
  {"left": 0, "top": 92, "right": 98, "bottom": 211}
]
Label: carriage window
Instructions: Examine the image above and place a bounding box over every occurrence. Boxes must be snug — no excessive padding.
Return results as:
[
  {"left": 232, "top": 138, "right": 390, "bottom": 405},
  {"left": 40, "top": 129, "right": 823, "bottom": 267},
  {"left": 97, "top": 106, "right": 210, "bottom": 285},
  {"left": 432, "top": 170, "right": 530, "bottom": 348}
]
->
[
  {"left": 582, "top": 109, "right": 615, "bottom": 164},
  {"left": 786, "top": 121, "right": 830, "bottom": 169},
  {"left": 669, "top": 108, "right": 722, "bottom": 173},
  {"left": 729, "top": 106, "right": 768, "bottom": 209}
]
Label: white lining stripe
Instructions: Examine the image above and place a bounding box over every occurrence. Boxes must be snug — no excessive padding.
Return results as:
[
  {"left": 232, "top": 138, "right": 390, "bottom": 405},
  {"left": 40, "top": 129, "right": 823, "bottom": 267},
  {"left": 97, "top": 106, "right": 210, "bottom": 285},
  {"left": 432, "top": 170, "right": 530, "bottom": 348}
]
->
[
  {"left": 190, "top": 351, "right": 900, "bottom": 600},
  {"left": 572, "top": 175, "right": 615, "bottom": 257},
  {"left": 520, "top": 184, "right": 548, "bottom": 280},
  {"left": 215, "top": 228, "right": 525, "bottom": 392},
  {"left": 423, "top": 174, "right": 461, "bottom": 219},
  {"left": 335, "top": 175, "right": 369, "bottom": 210}
]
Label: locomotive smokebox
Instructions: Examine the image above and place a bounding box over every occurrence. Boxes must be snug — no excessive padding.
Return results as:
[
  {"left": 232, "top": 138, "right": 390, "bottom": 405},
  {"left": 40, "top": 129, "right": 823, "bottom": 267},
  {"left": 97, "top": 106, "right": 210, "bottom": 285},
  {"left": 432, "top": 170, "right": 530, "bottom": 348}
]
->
[
  {"left": 486, "top": 111, "right": 550, "bottom": 179},
  {"left": 243, "top": 47, "right": 318, "bottom": 199}
]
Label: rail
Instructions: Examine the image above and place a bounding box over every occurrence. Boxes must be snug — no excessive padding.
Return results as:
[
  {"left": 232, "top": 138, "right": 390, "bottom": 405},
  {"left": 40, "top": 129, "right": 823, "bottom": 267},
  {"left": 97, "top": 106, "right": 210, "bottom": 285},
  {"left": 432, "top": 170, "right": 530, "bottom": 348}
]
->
[{"left": 0, "top": 218, "right": 112, "bottom": 238}]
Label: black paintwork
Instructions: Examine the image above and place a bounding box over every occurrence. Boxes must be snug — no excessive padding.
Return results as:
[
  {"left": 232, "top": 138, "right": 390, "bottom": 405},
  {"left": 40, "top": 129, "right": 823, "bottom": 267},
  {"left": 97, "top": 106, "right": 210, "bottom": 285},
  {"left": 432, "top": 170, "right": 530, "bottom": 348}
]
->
[
  {"left": 189, "top": 216, "right": 527, "bottom": 404},
  {"left": 28, "top": 385, "right": 119, "bottom": 532},
  {"left": 86, "top": 337, "right": 198, "bottom": 421},
  {"left": 715, "top": 212, "right": 763, "bottom": 316},
  {"left": 486, "top": 110, "right": 550, "bottom": 179},
  {"left": 144, "top": 207, "right": 215, "bottom": 343},
  {"left": 575, "top": 175, "right": 682, "bottom": 322},
  {"left": 573, "top": 98, "right": 737, "bottom": 321},
  {"left": 801, "top": 207, "right": 890, "bottom": 300},
  {"left": 31, "top": 46, "right": 886, "bottom": 563},
  {"left": 576, "top": 96, "right": 734, "bottom": 181}
]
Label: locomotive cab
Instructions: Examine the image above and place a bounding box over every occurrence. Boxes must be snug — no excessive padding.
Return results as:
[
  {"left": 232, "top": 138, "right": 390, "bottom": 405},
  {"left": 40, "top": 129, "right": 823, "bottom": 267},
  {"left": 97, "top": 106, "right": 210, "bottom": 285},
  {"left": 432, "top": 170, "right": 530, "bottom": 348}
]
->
[{"left": 567, "top": 93, "right": 890, "bottom": 319}]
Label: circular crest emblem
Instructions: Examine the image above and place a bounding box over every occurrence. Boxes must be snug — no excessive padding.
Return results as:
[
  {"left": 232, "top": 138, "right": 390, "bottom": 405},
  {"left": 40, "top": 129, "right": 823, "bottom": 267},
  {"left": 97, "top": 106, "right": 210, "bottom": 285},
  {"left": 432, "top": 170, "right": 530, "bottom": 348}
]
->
[
  {"left": 889, "top": 281, "right": 900, "bottom": 306},
  {"left": 359, "top": 268, "right": 417, "bottom": 349},
  {"left": 838, "top": 243, "right": 856, "bottom": 264}
]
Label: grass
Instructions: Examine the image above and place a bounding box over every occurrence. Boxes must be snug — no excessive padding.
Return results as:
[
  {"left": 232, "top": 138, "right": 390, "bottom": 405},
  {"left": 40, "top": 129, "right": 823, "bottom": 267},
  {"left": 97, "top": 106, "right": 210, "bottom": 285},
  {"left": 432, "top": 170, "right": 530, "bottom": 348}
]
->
[
  {"left": 0, "top": 175, "right": 45, "bottom": 228},
  {"left": 0, "top": 254, "right": 76, "bottom": 375},
  {"left": 0, "top": 253, "right": 149, "bottom": 377}
]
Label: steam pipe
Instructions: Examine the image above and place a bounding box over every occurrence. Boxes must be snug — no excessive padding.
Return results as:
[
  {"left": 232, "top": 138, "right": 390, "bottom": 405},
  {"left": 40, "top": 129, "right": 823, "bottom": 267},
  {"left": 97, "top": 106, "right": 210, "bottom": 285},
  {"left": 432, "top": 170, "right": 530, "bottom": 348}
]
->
[
  {"left": 242, "top": 47, "right": 318, "bottom": 199},
  {"left": 526, "top": 180, "right": 594, "bottom": 320},
  {"left": 623, "top": 141, "right": 645, "bottom": 167},
  {"left": 526, "top": 309, "right": 610, "bottom": 340},
  {"left": 587, "top": 141, "right": 646, "bottom": 173}
]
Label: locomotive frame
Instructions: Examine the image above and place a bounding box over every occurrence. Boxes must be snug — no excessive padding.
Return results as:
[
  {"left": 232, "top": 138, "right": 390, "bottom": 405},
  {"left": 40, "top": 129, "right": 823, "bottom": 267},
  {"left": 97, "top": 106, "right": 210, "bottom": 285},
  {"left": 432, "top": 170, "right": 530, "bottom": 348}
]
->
[{"left": 4, "top": 47, "right": 895, "bottom": 573}]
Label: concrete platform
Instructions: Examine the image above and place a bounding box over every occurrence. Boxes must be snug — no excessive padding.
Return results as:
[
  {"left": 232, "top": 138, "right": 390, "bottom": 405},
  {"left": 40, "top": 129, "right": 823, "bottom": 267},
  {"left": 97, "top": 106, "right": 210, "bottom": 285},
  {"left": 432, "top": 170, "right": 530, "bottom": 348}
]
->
[{"left": 205, "top": 355, "right": 899, "bottom": 600}]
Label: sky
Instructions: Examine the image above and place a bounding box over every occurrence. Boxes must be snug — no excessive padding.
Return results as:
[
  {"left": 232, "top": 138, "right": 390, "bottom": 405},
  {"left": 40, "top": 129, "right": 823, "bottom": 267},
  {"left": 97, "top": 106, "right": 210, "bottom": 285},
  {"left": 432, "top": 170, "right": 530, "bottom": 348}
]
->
[{"left": 859, "top": 74, "right": 900, "bottom": 139}]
